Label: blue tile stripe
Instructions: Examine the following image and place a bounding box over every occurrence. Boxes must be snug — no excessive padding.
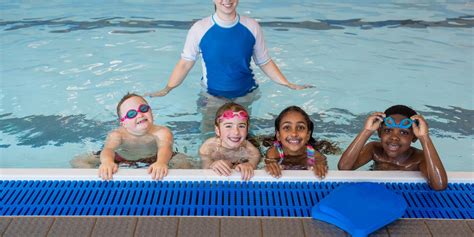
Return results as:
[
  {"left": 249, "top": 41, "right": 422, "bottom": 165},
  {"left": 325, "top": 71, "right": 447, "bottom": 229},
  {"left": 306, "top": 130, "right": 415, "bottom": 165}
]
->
[{"left": 0, "top": 180, "right": 472, "bottom": 218}]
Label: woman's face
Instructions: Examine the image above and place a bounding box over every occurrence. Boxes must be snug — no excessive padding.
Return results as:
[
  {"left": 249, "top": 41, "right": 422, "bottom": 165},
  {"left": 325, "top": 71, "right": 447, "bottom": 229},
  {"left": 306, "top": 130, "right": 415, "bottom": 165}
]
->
[
  {"left": 276, "top": 111, "right": 311, "bottom": 155},
  {"left": 214, "top": 0, "right": 239, "bottom": 19}
]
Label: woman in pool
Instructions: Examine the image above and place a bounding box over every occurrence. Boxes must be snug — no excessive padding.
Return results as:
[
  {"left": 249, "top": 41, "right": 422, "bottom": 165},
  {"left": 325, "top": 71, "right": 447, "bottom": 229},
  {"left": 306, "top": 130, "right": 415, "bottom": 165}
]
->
[
  {"left": 199, "top": 102, "right": 260, "bottom": 181},
  {"left": 146, "top": 0, "right": 312, "bottom": 99},
  {"left": 146, "top": 0, "right": 314, "bottom": 138},
  {"left": 265, "top": 106, "right": 328, "bottom": 179},
  {"left": 338, "top": 105, "right": 448, "bottom": 190}
]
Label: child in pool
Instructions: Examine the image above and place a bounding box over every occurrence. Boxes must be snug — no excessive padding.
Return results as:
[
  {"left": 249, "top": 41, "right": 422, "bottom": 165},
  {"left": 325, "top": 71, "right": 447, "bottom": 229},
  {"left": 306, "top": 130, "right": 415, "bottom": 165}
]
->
[
  {"left": 338, "top": 105, "right": 448, "bottom": 190},
  {"left": 265, "top": 106, "right": 328, "bottom": 178},
  {"left": 199, "top": 102, "right": 261, "bottom": 181},
  {"left": 73, "top": 93, "right": 188, "bottom": 180}
]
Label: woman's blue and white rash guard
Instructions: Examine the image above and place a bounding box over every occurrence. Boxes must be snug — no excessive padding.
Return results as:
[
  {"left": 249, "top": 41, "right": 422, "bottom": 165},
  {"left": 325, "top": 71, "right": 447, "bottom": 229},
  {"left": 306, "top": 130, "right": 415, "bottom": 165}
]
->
[{"left": 181, "top": 14, "right": 271, "bottom": 98}]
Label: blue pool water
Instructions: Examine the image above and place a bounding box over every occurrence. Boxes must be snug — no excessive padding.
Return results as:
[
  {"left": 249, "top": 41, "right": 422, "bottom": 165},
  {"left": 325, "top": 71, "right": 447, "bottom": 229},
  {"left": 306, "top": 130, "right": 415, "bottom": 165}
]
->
[{"left": 0, "top": 1, "right": 473, "bottom": 171}]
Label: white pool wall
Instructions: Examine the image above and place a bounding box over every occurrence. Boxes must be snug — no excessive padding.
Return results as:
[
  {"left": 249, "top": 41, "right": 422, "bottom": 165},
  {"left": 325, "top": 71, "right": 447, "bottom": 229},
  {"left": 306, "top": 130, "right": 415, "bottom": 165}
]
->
[{"left": 0, "top": 169, "right": 472, "bottom": 183}]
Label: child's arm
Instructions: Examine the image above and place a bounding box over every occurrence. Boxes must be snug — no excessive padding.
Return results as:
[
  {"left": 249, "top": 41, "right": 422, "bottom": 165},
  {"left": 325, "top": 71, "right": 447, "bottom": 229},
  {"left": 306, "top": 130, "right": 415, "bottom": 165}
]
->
[
  {"left": 264, "top": 146, "right": 282, "bottom": 178},
  {"left": 234, "top": 141, "right": 261, "bottom": 181},
  {"left": 411, "top": 115, "right": 448, "bottom": 190},
  {"left": 312, "top": 151, "right": 328, "bottom": 179},
  {"left": 148, "top": 126, "right": 174, "bottom": 180},
  {"left": 199, "top": 139, "right": 232, "bottom": 176},
  {"left": 245, "top": 141, "right": 261, "bottom": 168},
  {"left": 198, "top": 139, "right": 215, "bottom": 168},
  {"left": 338, "top": 112, "right": 384, "bottom": 170},
  {"left": 98, "top": 131, "right": 121, "bottom": 180}
]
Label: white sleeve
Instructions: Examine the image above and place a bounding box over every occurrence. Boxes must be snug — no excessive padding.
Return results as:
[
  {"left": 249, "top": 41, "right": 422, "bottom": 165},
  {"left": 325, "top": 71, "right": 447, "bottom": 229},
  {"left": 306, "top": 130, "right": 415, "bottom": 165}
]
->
[
  {"left": 240, "top": 16, "right": 271, "bottom": 65},
  {"left": 181, "top": 17, "right": 213, "bottom": 61},
  {"left": 252, "top": 21, "right": 271, "bottom": 65}
]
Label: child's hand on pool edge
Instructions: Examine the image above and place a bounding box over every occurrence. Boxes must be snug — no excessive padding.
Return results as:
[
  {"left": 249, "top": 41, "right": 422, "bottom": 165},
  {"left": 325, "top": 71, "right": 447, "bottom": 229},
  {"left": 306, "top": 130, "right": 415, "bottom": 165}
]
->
[
  {"left": 265, "top": 161, "right": 282, "bottom": 178},
  {"left": 148, "top": 162, "right": 169, "bottom": 180},
  {"left": 98, "top": 161, "right": 118, "bottom": 181},
  {"left": 235, "top": 162, "right": 255, "bottom": 181}
]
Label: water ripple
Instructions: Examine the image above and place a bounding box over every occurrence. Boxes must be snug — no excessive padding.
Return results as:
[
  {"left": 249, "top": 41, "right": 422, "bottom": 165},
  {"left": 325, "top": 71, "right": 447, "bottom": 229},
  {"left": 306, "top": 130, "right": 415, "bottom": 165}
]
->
[
  {"left": 1, "top": 15, "right": 473, "bottom": 33},
  {"left": 0, "top": 105, "right": 471, "bottom": 148}
]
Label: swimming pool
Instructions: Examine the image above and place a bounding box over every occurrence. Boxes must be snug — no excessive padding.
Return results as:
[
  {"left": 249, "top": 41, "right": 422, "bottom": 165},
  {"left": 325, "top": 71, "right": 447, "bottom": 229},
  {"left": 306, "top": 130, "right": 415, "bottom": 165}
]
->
[{"left": 1, "top": 1, "right": 473, "bottom": 171}]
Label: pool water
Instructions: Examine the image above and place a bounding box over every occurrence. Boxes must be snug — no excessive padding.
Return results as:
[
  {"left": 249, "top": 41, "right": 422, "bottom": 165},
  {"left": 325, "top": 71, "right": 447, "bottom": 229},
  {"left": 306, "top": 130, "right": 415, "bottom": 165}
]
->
[{"left": 0, "top": 0, "right": 473, "bottom": 171}]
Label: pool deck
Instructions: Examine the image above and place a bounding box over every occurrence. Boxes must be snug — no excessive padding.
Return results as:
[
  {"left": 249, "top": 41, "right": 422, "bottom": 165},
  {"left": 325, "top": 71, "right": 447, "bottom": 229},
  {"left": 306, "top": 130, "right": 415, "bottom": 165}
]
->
[
  {"left": 1, "top": 216, "right": 473, "bottom": 237},
  {"left": 1, "top": 169, "right": 473, "bottom": 236}
]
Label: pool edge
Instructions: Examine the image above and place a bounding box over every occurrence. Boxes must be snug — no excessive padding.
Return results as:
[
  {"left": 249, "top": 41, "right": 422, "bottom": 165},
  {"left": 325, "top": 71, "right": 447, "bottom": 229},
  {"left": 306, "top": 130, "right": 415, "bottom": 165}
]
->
[{"left": 0, "top": 169, "right": 472, "bottom": 183}]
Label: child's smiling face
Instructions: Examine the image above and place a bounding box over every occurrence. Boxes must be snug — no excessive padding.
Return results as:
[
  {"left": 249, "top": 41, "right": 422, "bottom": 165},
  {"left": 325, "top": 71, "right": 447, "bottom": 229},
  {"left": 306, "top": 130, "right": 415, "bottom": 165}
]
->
[
  {"left": 378, "top": 114, "right": 415, "bottom": 158},
  {"left": 276, "top": 111, "right": 311, "bottom": 155},
  {"left": 215, "top": 116, "right": 248, "bottom": 149},
  {"left": 119, "top": 96, "right": 153, "bottom": 135}
]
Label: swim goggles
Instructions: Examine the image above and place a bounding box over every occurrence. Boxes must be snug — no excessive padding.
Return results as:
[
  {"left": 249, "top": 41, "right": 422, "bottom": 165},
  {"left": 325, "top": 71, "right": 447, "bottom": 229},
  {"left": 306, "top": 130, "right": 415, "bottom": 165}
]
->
[
  {"left": 383, "top": 116, "right": 414, "bottom": 129},
  {"left": 218, "top": 110, "right": 248, "bottom": 121},
  {"left": 121, "top": 104, "right": 150, "bottom": 121}
]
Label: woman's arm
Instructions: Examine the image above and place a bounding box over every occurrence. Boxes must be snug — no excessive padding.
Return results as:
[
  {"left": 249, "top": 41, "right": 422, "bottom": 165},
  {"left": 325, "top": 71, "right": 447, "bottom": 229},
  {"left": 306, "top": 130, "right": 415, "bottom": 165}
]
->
[
  {"left": 258, "top": 60, "right": 313, "bottom": 90},
  {"left": 146, "top": 59, "right": 195, "bottom": 97}
]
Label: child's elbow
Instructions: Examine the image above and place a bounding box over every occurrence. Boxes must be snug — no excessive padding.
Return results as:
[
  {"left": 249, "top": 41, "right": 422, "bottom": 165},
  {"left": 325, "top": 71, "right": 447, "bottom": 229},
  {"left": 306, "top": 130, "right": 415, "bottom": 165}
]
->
[
  {"left": 429, "top": 179, "right": 448, "bottom": 191},
  {"left": 337, "top": 162, "right": 352, "bottom": 170},
  {"left": 430, "top": 181, "right": 448, "bottom": 191}
]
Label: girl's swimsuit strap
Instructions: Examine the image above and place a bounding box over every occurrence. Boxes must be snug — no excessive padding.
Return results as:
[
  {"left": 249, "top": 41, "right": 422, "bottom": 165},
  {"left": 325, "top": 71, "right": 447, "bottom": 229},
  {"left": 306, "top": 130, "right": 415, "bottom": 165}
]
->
[{"left": 273, "top": 141, "right": 316, "bottom": 166}]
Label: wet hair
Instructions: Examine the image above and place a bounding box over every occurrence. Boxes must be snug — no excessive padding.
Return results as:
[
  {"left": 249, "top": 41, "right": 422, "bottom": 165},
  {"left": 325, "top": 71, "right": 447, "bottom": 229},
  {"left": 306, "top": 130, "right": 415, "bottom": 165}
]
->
[
  {"left": 116, "top": 93, "right": 148, "bottom": 119},
  {"left": 384, "top": 105, "right": 417, "bottom": 118},
  {"left": 214, "top": 102, "right": 249, "bottom": 126},
  {"left": 273, "top": 106, "right": 340, "bottom": 154}
]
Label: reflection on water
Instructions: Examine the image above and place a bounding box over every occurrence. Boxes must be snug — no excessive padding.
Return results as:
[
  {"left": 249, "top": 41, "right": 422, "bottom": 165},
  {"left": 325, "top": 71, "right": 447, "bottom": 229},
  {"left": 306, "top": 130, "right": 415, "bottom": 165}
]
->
[
  {"left": 1, "top": 16, "right": 473, "bottom": 33},
  {"left": 1, "top": 105, "right": 472, "bottom": 149},
  {"left": 0, "top": 113, "right": 114, "bottom": 148}
]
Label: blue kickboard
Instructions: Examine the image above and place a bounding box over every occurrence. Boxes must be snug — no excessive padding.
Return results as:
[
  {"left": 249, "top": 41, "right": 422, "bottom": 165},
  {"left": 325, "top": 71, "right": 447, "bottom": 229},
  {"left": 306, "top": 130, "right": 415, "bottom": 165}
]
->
[{"left": 312, "top": 182, "right": 407, "bottom": 237}]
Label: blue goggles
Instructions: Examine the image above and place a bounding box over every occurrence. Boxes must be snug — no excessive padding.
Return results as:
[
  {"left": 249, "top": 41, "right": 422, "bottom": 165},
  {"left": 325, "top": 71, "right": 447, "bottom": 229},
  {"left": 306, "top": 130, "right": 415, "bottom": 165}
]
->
[{"left": 383, "top": 117, "right": 414, "bottom": 129}]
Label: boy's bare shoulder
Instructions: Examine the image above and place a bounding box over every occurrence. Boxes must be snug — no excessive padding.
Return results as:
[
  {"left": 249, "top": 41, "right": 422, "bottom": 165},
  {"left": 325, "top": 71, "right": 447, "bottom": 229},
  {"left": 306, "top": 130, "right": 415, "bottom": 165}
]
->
[
  {"left": 149, "top": 125, "right": 172, "bottom": 135},
  {"left": 108, "top": 128, "right": 125, "bottom": 139},
  {"left": 103, "top": 128, "right": 125, "bottom": 147}
]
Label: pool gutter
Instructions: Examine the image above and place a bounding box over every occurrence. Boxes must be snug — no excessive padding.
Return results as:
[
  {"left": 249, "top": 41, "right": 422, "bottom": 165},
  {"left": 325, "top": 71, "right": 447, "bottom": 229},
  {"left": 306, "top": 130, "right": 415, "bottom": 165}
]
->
[{"left": 0, "top": 169, "right": 472, "bottom": 183}]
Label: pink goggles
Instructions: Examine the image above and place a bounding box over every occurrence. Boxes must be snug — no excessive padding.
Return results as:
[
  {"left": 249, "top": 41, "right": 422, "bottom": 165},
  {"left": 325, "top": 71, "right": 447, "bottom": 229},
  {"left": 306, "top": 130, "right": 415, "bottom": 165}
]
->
[
  {"left": 218, "top": 110, "right": 248, "bottom": 121},
  {"left": 120, "top": 104, "right": 150, "bottom": 122}
]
